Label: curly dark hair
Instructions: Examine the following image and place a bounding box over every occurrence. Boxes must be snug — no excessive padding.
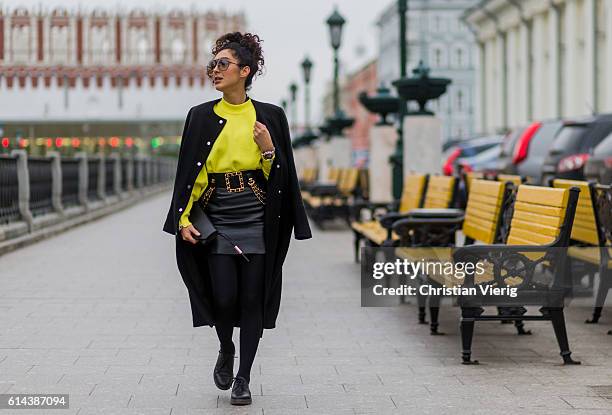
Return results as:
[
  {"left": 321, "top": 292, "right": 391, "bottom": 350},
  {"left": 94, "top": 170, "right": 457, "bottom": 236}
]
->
[{"left": 210, "top": 32, "right": 265, "bottom": 91}]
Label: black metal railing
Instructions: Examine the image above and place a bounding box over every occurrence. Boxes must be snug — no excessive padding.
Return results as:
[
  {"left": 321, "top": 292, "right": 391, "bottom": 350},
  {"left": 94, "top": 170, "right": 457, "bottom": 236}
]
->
[
  {"left": 87, "top": 158, "right": 101, "bottom": 200},
  {"left": 135, "top": 158, "right": 144, "bottom": 189},
  {"left": 61, "top": 158, "right": 80, "bottom": 208},
  {"left": 0, "top": 155, "right": 20, "bottom": 225},
  {"left": 27, "top": 157, "right": 54, "bottom": 217},
  {"left": 120, "top": 158, "right": 130, "bottom": 191},
  {"left": 0, "top": 154, "right": 175, "bottom": 233},
  {"left": 104, "top": 158, "right": 115, "bottom": 195}
]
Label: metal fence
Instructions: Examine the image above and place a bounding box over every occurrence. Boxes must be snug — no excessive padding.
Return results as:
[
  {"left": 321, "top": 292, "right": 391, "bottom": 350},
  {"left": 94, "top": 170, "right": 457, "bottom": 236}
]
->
[
  {"left": 61, "top": 158, "right": 80, "bottom": 208},
  {"left": 0, "top": 151, "right": 176, "bottom": 237},
  {"left": 0, "top": 155, "right": 20, "bottom": 225},
  {"left": 28, "top": 156, "right": 54, "bottom": 217}
]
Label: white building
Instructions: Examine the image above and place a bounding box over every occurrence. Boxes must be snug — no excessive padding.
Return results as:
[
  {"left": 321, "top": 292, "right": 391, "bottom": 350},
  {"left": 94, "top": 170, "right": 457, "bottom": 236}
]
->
[
  {"left": 376, "top": 0, "right": 479, "bottom": 141},
  {"left": 0, "top": 6, "right": 246, "bottom": 121},
  {"left": 464, "top": 0, "right": 612, "bottom": 134}
]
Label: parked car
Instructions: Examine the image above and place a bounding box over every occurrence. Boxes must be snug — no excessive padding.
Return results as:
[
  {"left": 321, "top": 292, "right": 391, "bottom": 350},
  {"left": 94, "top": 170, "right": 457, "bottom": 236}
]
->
[
  {"left": 443, "top": 138, "right": 465, "bottom": 152},
  {"left": 542, "top": 114, "right": 612, "bottom": 182},
  {"left": 493, "top": 126, "right": 526, "bottom": 174},
  {"left": 515, "top": 119, "right": 564, "bottom": 184},
  {"left": 442, "top": 135, "right": 504, "bottom": 176},
  {"left": 584, "top": 131, "right": 612, "bottom": 184},
  {"left": 456, "top": 144, "right": 502, "bottom": 174}
]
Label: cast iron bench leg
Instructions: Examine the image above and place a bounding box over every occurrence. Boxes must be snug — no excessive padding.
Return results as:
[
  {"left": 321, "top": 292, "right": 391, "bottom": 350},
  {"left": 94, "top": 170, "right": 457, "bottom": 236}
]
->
[
  {"left": 586, "top": 266, "right": 610, "bottom": 324},
  {"left": 460, "top": 307, "right": 482, "bottom": 365},
  {"left": 546, "top": 307, "right": 581, "bottom": 365}
]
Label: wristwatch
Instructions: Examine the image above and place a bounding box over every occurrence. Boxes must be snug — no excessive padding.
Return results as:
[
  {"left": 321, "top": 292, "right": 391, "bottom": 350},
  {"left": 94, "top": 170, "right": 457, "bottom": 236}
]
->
[{"left": 261, "top": 148, "right": 275, "bottom": 160}]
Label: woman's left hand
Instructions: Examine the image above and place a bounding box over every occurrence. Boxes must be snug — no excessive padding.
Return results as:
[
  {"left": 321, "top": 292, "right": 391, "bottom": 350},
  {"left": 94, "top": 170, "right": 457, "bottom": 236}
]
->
[{"left": 253, "top": 121, "right": 275, "bottom": 152}]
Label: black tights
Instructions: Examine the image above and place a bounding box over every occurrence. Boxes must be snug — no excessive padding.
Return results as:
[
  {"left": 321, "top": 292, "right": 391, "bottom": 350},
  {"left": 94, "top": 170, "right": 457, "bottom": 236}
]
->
[{"left": 208, "top": 253, "right": 265, "bottom": 383}]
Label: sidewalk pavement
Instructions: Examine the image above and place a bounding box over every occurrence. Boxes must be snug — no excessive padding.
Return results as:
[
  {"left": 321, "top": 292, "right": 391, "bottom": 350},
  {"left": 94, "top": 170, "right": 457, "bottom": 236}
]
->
[{"left": 1, "top": 192, "right": 612, "bottom": 414}]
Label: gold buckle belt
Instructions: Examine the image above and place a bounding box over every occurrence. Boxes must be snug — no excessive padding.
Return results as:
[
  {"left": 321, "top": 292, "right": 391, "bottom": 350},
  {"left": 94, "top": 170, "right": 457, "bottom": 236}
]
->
[
  {"left": 224, "top": 171, "right": 245, "bottom": 192},
  {"left": 209, "top": 170, "right": 262, "bottom": 193}
]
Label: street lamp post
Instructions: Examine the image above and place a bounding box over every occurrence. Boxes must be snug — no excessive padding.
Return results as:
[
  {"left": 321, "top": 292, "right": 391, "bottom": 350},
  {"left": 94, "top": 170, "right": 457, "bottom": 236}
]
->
[
  {"left": 390, "top": 0, "right": 409, "bottom": 200},
  {"left": 324, "top": 7, "right": 354, "bottom": 136},
  {"left": 289, "top": 82, "right": 298, "bottom": 136},
  {"left": 300, "top": 56, "right": 318, "bottom": 146},
  {"left": 301, "top": 56, "right": 313, "bottom": 131}
]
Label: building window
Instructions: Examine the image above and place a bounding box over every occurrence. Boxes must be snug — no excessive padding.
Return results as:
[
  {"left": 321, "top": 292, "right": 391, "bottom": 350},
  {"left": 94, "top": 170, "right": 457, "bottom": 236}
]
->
[
  {"left": 456, "top": 48, "right": 463, "bottom": 67},
  {"left": 434, "top": 48, "right": 441, "bottom": 67},
  {"left": 457, "top": 90, "right": 464, "bottom": 112},
  {"left": 171, "top": 38, "right": 185, "bottom": 63},
  {"left": 137, "top": 38, "right": 148, "bottom": 64}
]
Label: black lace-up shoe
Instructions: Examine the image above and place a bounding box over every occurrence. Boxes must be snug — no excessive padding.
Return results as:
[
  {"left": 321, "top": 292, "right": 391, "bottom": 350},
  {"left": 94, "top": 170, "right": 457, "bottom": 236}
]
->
[
  {"left": 213, "top": 351, "right": 235, "bottom": 390},
  {"left": 230, "top": 375, "right": 252, "bottom": 405}
]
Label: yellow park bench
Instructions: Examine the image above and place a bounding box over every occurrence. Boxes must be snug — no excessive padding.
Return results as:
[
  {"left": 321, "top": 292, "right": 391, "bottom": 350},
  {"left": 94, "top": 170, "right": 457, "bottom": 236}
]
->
[
  {"left": 351, "top": 174, "right": 459, "bottom": 262},
  {"left": 299, "top": 167, "right": 318, "bottom": 190},
  {"left": 394, "top": 179, "right": 516, "bottom": 334},
  {"left": 552, "top": 180, "right": 612, "bottom": 325},
  {"left": 449, "top": 184, "right": 581, "bottom": 365},
  {"left": 303, "top": 167, "right": 363, "bottom": 228}
]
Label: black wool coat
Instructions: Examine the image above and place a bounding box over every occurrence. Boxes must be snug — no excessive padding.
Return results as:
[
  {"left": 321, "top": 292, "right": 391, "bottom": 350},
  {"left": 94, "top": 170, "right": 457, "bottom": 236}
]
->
[{"left": 162, "top": 97, "right": 312, "bottom": 337}]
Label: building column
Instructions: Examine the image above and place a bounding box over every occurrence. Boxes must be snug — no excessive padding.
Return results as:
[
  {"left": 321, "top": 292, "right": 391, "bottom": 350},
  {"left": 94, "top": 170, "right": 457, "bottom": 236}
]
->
[
  {"left": 496, "top": 32, "right": 508, "bottom": 131},
  {"left": 607, "top": 0, "right": 612, "bottom": 111},
  {"left": 519, "top": 20, "right": 532, "bottom": 123},
  {"left": 564, "top": 0, "right": 577, "bottom": 116},
  {"left": 584, "top": 0, "right": 597, "bottom": 112},
  {"left": 477, "top": 40, "right": 486, "bottom": 133},
  {"left": 548, "top": 4, "right": 561, "bottom": 118}
]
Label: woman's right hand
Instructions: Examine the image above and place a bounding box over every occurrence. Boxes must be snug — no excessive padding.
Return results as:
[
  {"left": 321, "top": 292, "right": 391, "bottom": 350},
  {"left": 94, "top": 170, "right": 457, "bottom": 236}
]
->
[{"left": 180, "top": 224, "right": 201, "bottom": 244}]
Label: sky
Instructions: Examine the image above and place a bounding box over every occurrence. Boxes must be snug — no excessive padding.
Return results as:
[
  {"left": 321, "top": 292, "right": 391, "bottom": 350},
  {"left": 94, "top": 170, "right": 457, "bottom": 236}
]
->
[{"left": 7, "top": 0, "right": 387, "bottom": 127}]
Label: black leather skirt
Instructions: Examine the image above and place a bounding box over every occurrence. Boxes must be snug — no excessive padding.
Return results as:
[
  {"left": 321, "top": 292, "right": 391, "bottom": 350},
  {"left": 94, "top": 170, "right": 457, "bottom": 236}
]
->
[{"left": 200, "top": 169, "right": 266, "bottom": 255}]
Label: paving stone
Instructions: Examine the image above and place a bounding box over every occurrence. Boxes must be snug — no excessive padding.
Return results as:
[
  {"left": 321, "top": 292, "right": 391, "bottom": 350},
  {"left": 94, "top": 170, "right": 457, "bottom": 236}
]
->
[{"left": 1, "top": 193, "right": 612, "bottom": 414}]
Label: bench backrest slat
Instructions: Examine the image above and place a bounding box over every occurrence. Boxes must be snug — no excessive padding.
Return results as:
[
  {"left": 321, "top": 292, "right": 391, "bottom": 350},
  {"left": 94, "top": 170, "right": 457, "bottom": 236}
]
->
[
  {"left": 507, "top": 185, "right": 569, "bottom": 246},
  {"left": 399, "top": 174, "right": 427, "bottom": 213},
  {"left": 463, "top": 179, "right": 506, "bottom": 244},
  {"left": 423, "top": 176, "right": 456, "bottom": 209},
  {"left": 328, "top": 167, "right": 340, "bottom": 182},
  {"left": 338, "top": 168, "right": 359, "bottom": 195},
  {"left": 552, "top": 179, "right": 598, "bottom": 245},
  {"left": 465, "top": 171, "right": 484, "bottom": 193}
]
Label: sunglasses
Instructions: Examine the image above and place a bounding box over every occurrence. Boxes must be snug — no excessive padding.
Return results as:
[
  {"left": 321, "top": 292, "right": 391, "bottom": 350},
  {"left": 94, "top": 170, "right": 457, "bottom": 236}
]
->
[{"left": 206, "top": 58, "right": 244, "bottom": 75}]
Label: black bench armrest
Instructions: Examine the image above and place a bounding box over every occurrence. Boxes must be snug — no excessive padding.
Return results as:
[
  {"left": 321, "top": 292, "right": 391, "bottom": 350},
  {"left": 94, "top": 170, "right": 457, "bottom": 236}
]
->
[
  {"left": 392, "top": 216, "right": 465, "bottom": 234},
  {"left": 391, "top": 216, "right": 465, "bottom": 247},
  {"left": 352, "top": 200, "right": 397, "bottom": 222},
  {"left": 405, "top": 208, "right": 465, "bottom": 218},
  {"left": 310, "top": 184, "right": 340, "bottom": 196},
  {"left": 379, "top": 212, "right": 415, "bottom": 229}
]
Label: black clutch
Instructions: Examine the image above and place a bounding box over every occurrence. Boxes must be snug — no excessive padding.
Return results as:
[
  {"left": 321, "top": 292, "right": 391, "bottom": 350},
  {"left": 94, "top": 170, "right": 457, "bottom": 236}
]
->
[
  {"left": 189, "top": 200, "right": 250, "bottom": 262},
  {"left": 189, "top": 200, "right": 218, "bottom": 244}
]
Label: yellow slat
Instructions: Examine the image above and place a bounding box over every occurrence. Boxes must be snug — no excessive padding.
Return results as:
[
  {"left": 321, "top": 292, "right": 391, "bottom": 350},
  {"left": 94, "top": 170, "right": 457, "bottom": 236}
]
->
[
  {"left": 510, "top": 218, "right": 560, "bottom": 237},
  {"left": 508, "top": 227, "right": 557, "bottom": 245},
  {"left": 511, "top": 210, "right": 564, "bottom": 228},
  {"left": 463, "top": 222, "right": 497, "bottom": 244},
  {"left": 516, "top": 185, "right": 569, "bottom": 208},
  {"left": 513, "top": 201, "right": 564, "bottom": 218}
]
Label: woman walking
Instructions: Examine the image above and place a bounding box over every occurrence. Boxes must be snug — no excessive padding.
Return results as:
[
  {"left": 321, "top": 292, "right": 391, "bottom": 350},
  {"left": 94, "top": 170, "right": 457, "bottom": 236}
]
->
[{"left": 162, "top": 32, "right": 312, "bottom": 405}]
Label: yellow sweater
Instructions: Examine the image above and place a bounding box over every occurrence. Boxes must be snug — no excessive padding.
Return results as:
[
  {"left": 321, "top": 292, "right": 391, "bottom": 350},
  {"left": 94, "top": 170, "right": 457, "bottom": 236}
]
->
[{"left": 179, "top": 96, "right": 275, "bottom": 228}]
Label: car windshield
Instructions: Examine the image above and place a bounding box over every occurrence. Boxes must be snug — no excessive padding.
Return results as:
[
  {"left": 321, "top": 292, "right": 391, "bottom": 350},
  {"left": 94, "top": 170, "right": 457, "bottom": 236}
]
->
[
  {"left": 593, "top": 132, "right": 612, "bottom": 155},
  {"left": 461, "top": 142, "right": 499, "bottom": 158},
  {"left": 551, "top": 125, "right": 588, "bottom": 154},
  {"left": 463, "top": 144, "right": 501, "bottom": 163}
]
